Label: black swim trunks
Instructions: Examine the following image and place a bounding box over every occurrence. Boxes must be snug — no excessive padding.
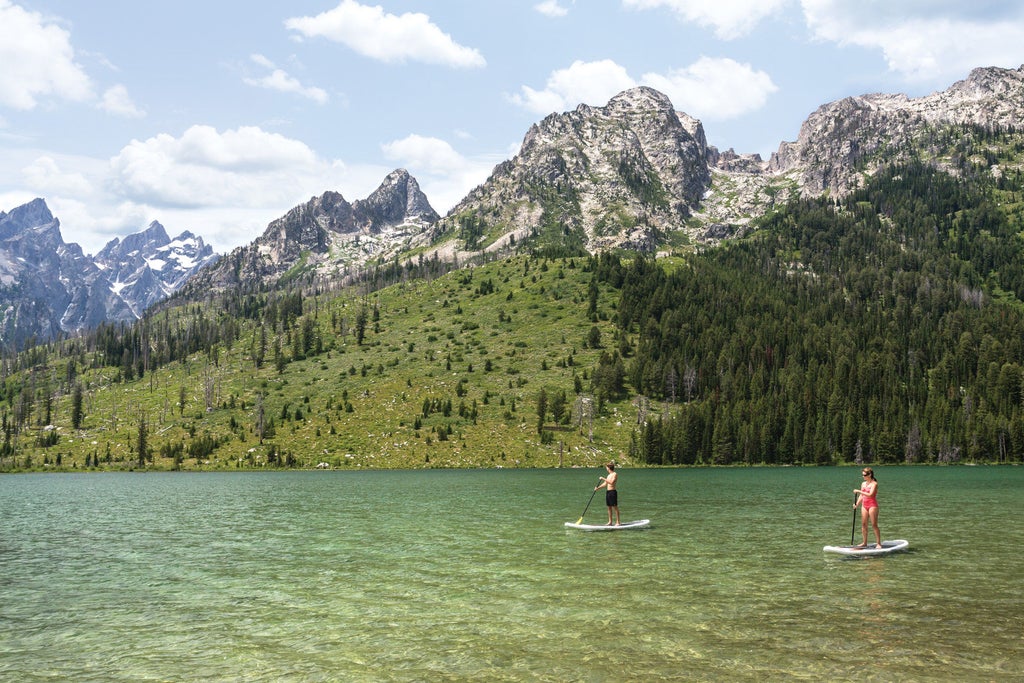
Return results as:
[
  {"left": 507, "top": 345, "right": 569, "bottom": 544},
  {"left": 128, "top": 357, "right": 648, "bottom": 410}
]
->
[{"left": 606, "top": 489, "right": 618, "bottom": 506}]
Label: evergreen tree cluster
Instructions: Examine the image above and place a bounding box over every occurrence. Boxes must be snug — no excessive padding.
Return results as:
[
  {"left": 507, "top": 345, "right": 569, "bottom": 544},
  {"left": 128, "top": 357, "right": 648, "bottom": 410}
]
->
[{"left": 617, "top": 160, "right": 1024, "bottom": 465}]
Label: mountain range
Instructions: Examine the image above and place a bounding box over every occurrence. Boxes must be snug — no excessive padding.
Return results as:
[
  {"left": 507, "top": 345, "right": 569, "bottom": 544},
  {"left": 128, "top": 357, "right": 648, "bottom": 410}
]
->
[
  {"left": 2, "top": 64, "right": 1022, "bottom": 348},
  {"left": 0, "top": 200, "right": 217, "bottom": 349}
]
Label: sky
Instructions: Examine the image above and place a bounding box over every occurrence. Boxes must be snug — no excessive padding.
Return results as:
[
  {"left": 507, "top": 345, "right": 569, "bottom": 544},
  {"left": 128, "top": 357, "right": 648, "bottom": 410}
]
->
[{"left": 1, "top": 1, "right": 1023, "bottom": 255}]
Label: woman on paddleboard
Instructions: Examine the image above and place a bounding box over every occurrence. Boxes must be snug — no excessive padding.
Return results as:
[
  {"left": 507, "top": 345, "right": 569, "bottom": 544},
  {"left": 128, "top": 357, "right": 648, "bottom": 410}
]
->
[
  {"left": 595, "top": 462, "right": 620, "bottom": 526},
  {"left": 853, "top": 468, "right": 881, "bottom": 549}
]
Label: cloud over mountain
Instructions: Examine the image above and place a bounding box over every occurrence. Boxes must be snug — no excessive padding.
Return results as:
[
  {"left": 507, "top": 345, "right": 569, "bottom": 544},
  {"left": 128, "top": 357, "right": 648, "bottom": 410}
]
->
[{"left": 510, "top": 57, "right": 777, "bottom": 121}]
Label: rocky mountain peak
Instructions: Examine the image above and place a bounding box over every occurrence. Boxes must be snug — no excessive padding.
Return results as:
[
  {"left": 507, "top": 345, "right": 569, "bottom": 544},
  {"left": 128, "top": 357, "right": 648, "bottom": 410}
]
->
[
  {"left": 98, "top": 220, "right": 171, "bottom": 259},
  {"left": 766, "top": 63, "right": 1024, "bottom": 196},
  {"left": 955, "top": 64, "right": 1024, "bottom": 99},
  {"left": 93, "top": 219, "right": 217, "bottom": 316},
  {"left": 260, "top": 191, "right": 353, "bottom": 264},
  {"left": 433, "top": 86, "right": 711, "bottom": 257},
  {"left": 0, "top": 197, "right": 55, "bottom": 238},
  {"left": 355, "top": 168, "right": 439, "bottom": 230},
  {"left": 141, "top": 219, "right": 171, "bottom": 242},
  {"left": 604, "top": 86, "right": 676, "bottom": 116}
]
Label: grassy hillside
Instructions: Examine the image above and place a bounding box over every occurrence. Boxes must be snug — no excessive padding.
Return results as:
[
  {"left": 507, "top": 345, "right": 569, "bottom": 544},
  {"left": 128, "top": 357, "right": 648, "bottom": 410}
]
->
[{"left": 1, "top": 255, "right": 634, "bottom": 471}]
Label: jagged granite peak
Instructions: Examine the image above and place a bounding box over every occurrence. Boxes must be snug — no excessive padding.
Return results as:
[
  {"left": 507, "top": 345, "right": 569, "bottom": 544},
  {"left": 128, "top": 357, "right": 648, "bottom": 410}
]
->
[
  {"left": 94, "top": 220, "right": 218, "bottom": 315},
  {"left": 254, "top": 170, "right": 437, "bottom": 265},
  {"left": 0, "top": 198, "right": 66, "bottom": 287},
  {"left": 355, "top": 168, "right": 439, "bottom": 230},
  {"left": 98, "top": 220, "right": 171, "bottom": 260},
  {"left": 258, "top": 190, "right": 355, "bottom": 267},
  {"left": 523, "top": 86, "right": 710, "bottom": 206},
  {"left": 0, "top": 198, "right": 124, "bottom": 347},
  {"left": 0, "top": 197, "right": 56, "bottom": 239},
  {"left": 429, "top": 86, "right": 711, "bottom": 257},
  {"left": 178, "top": 170, "right": 438, "bottom": 295},
  {"left": 932, "top": 64, "right": 1024, "bottom": 125}
]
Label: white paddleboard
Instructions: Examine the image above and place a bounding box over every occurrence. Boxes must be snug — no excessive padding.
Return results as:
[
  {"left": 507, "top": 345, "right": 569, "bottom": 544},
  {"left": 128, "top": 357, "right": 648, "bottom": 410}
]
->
[
  {"left": 564, "top": 519, "right": 650, "bottom": 531},
  {"left": 823, "top": 539, "right": 909, "bottom": 556}
]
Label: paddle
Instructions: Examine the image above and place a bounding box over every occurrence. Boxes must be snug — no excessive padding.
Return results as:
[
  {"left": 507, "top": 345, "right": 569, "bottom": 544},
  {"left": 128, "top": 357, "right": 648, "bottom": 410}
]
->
[
  {"left": 851, "top": 491, "right": 858, "bottom": 545},
  {"left": 576, "top": 480, "right": 601, "bottom": 524}
]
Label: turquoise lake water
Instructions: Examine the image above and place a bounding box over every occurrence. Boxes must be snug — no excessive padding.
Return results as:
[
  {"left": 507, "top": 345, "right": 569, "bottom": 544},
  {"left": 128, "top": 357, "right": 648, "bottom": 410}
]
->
[{"left": 1, "top": 466, "right": 1021, "bottom": 681}]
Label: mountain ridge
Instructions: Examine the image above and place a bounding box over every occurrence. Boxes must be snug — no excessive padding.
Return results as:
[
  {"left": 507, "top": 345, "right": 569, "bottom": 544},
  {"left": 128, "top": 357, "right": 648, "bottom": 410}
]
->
[
  {"left": 5, "top": 64, "right": 1024, "bottom": 345},
  {"left": 767, "top": 64, "right": 1024, "bottom": 196},
  {"left": 175, "top": 168, "right": 439, "bottom": 299}
]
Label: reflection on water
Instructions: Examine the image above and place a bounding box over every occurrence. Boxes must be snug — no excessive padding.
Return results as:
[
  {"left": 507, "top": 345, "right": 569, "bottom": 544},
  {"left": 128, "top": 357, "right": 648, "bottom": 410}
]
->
[
  {"left": 851, "top": 558, "right": 900, "bottom": 652},
  {"left": 0, "top": 466, "right": 1021, "bottom": 681}
]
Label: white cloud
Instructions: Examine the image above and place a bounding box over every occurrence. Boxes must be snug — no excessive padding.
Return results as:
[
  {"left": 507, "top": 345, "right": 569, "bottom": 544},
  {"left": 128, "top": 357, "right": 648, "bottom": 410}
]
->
[
  {"left": 285, "top": 0, "right": 485, "bottom": 68},
  {"left": 250, "top": 54, "right": 275, "bottom": 70},
  {"left": 535, "top": 1, "right": 569, "bottom": 18},
  {"left": 641, "top": 57, "right": 778, "bottom": 120},
  {"left": 0, "top": 129, "right": 405, "bottom": 254},
  {"left": 381, "top": 135, "right": 465, "bottom": 176},
  {"left": 801, "top": 0, "right": 1024, "bottom": 82},
  {"left": 99, "top": 84, "right": 145, "bottom": 118},
  {"left": 48, "top": 197, "right": 151, "bottom": 252},
  {"left": 109, "top": 125, "right": 343, "bottom": 209},
  {"left": 0, "top": 0, "right": 93, "bottom": 109},
  {"left": 243, "top": 54, "right": 328, "bottom": 104},
  {"left": 22, "top": 155, "right": 93, "bottom": 196},
  {"left": 623, "top": 0, "right": 790, "bottom": 39},
  {"left": 510, "top": 57, "right": 776, "bottom": 121},
  {"left": 381, "top": 134, "right": 498, "bottom": 213}
]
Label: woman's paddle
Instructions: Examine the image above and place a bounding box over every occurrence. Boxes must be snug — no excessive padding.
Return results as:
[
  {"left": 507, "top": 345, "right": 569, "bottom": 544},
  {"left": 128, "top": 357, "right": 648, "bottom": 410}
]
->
[
  {"left": 576, "top": 481, "right": 600, "bottom": 524},
  {"left": 851, "top": 491, "right": 858, "bottom": 545}
]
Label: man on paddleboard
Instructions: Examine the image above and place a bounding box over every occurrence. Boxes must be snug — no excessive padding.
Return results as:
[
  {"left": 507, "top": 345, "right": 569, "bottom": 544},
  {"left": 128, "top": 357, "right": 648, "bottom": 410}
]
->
[{"left": 595, "top": 462, "right": 620, "bottom": 525}]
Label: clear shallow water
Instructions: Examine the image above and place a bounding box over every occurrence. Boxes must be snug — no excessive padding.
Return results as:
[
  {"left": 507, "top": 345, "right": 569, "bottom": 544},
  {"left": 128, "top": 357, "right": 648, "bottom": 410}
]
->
[{"left": 1, "top": 466, "right": 1021, "bottom": 682}]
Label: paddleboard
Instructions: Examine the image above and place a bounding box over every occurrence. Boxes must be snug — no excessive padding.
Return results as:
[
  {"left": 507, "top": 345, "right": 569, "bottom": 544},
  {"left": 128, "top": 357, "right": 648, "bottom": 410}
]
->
[
  {"left": 823, "top": 539, "right": 909, "bottom": 556},
  {"left": 564, "top": 519, "right": 650, "bottom": 531}
]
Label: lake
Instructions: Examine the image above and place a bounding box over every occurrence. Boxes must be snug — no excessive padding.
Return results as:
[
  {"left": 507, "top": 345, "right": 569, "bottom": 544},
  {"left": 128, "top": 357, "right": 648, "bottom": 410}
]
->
[{"left": 1, "top": 466, "right": 1021, "bottom": 681}]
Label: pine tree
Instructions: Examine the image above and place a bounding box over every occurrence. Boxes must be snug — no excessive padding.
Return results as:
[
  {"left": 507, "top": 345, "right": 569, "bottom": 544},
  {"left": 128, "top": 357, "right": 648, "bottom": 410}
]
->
[
  {"left": 137, "top": 418, "right": 148, "bottom": 469},
  {"left": 71, "top": 384, "right": 84, "bottom": 430}
]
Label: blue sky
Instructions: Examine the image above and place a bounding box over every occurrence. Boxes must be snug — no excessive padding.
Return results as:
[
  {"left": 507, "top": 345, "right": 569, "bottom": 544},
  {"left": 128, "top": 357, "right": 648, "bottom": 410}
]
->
[{"left": 1, "top": 0, "right": 1022, "bottom": 254}]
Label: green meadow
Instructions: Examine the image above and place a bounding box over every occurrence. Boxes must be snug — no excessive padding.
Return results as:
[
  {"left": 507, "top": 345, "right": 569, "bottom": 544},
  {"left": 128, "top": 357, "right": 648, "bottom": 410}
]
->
[{"left": 4, "top": 255, "right": 629, "bottom": 471}]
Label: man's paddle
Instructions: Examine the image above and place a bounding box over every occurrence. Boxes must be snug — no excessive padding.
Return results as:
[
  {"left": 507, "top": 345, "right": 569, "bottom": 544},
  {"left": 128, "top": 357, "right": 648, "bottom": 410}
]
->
[{"left": 576, "top": 481, "right": 600, "bottom": 524}]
